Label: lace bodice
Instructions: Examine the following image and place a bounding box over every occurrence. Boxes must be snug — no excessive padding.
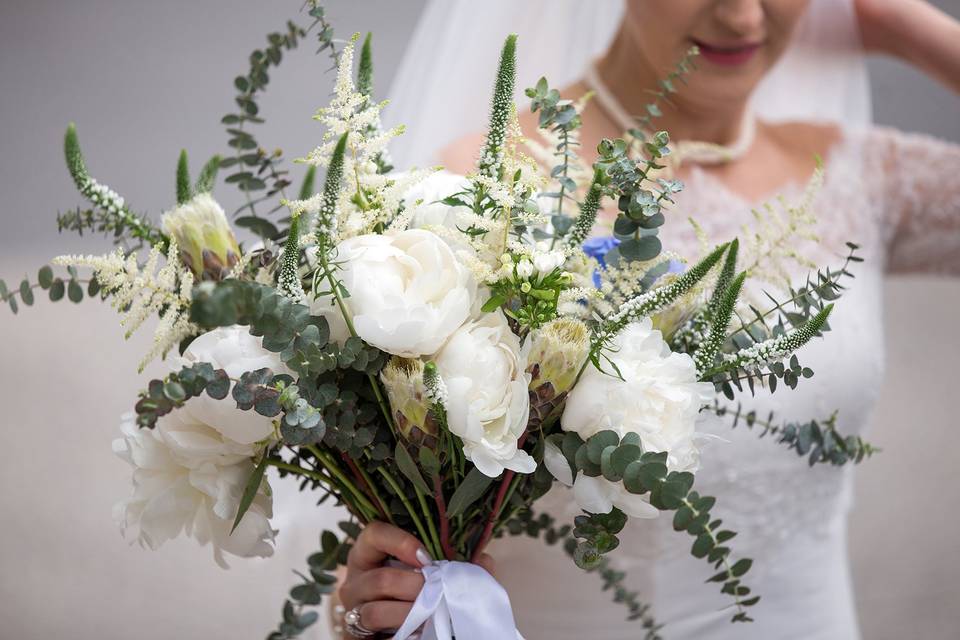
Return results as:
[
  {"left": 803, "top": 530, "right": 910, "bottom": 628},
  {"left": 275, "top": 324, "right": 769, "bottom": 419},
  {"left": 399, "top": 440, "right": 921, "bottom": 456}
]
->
[{"left": 489, "top": 125, "right": 960, "bottom": 640}]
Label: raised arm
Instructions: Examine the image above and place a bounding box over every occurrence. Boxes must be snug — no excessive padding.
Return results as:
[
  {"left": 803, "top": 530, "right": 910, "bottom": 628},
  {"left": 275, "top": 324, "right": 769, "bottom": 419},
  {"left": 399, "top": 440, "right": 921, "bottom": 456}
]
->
[
  {"left": 863, "top": 127, "right": 960, "bottom": 274},
  {"left": 856, "top": 0, "right": 960, "bottom": 92}
]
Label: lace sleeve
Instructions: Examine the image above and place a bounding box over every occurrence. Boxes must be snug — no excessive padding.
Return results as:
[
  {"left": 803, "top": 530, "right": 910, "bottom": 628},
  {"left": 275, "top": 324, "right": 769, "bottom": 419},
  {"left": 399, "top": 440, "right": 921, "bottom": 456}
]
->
[{"left": 863, "top": 126, "right": 960, "bottom": 275}]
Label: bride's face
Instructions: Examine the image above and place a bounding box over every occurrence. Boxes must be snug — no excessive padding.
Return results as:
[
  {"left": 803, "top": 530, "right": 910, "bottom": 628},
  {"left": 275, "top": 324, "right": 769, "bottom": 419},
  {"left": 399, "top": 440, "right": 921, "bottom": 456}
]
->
[{"left": 623, "top": 0, "right": 810, "bottom": 107}]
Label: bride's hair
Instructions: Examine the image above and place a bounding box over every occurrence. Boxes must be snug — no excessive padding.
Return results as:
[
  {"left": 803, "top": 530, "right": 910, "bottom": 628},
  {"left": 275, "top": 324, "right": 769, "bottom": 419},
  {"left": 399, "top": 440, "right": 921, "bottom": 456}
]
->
[{"left": 384, "top": 0, "right": 871, "bottom": 169}]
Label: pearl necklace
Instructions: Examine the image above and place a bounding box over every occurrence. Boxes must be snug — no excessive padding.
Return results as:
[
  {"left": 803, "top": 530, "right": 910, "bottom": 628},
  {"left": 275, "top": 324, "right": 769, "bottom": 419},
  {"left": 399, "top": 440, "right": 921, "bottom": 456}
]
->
[{"left": 583, "top": 62, "right": 756, "bottom": 166}]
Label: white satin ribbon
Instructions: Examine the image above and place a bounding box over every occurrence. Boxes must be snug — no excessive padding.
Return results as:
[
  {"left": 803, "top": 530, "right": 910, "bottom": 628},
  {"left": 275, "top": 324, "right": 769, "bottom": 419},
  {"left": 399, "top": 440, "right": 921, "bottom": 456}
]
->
[{"left": 391, "top": 560, "right": 524, "bottom": 640}]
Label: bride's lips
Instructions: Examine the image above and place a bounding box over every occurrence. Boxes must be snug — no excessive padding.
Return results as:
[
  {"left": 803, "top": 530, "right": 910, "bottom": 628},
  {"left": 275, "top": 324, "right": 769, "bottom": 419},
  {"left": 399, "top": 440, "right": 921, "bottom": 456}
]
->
[{"left": 691, "top": 38, "right": 763, "bottom": 66}]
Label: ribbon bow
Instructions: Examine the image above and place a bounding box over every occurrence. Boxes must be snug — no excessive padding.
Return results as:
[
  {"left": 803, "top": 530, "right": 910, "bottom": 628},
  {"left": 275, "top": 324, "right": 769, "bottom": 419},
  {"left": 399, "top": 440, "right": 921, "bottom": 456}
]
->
[{"left": 391, "top": 560, "right": 524, "bottom": 640}]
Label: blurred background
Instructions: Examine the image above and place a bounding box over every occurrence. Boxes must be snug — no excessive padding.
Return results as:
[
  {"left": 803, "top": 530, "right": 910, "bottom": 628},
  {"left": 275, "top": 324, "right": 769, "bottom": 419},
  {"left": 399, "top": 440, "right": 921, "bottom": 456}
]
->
[{"left": 0, "top": 1, "right": 957, "bottom": 638}]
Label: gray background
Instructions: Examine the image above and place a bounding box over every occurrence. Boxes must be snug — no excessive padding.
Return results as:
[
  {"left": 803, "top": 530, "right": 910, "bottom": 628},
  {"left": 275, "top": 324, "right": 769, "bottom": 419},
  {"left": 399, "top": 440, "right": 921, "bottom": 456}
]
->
[{"left": 0, "top": 1, "right": 958, "bottom": 638}]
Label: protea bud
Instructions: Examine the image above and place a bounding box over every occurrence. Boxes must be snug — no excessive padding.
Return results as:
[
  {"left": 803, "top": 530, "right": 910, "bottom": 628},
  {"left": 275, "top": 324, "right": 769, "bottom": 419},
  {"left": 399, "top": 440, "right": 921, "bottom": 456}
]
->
[
  {"left": 525, "top": 317, "right": 590, "bottom": 429},
  {"left": 380, "top": 357, "right": 439, "bottom": 448},
  {"left": 161, "top": 193, "right": 240, "bottom": 280}
]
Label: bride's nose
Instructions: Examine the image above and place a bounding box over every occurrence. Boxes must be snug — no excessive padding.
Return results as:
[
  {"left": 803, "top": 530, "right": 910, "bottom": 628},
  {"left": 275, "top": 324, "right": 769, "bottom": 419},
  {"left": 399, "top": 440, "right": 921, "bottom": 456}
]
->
[{"left": 712, "top": 0, "right": 766, "bottom": 37}]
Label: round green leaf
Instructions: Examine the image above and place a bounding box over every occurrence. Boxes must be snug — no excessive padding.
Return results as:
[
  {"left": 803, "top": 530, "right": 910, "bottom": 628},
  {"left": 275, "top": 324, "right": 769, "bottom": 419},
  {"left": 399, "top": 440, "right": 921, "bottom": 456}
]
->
[
  {"left": 38, "top": 266, "right": 54, "bottom": 289},
  {"left": 67, "top": 279, "right": 83, "bottom": 303},
  {"left": 49, "top": 279, "right": 65, "bottom": 301},
  {"left": 19, "top": 280, "right": 34, "bottom": 306}
]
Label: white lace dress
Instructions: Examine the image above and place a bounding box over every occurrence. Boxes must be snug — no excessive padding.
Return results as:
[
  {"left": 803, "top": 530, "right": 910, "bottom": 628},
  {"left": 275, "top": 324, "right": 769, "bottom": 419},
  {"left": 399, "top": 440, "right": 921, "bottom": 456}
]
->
[{"left": 488, "top": 125, "right": 960, "bottom": 640}]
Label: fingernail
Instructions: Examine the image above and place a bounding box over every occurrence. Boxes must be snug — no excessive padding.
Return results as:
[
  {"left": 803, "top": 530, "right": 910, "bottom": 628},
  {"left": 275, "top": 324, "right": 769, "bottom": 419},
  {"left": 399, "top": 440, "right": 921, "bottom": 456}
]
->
[{"left": 415, "top": 548, "right": 432, "bottom": 567}]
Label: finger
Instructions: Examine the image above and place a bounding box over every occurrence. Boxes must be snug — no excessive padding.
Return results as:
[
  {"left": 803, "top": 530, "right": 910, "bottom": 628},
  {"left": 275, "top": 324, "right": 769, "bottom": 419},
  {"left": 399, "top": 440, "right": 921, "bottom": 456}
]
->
[
  {"left": 339, "top": 567, "right": 425, "bottom": 610},
  {"left": 357, "top": 600, "right": 414, "bottom": 632},
  {"left": 347, "top": 521, "right": 428, "bottom": 571},
  {"left": 475, "top": 552, "right": 497, "bottom": 577}
]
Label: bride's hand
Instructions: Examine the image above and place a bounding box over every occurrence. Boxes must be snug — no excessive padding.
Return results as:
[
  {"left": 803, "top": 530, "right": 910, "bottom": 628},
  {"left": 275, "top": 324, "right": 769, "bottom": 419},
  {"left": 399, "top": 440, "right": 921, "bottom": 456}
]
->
[
  {"left": 854, "top": 0, "right": 960, "bottom": 92},
  {"left": 336, "top": 521, "right": 498, "bottom": 635}
]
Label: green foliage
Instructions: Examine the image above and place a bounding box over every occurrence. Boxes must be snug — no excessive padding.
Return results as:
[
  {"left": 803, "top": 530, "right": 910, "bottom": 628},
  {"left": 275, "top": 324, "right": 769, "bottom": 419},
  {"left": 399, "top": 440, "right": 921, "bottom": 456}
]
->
[
  {"left": 709, "top": 401, "right": 879, "bottom": 466},
  {"left": 194, "top": 154, "right": 222, "bottom": 194},
  {"left": 693, "top": 271, "right": 747, "bottom": 376},
  {"left": 277, "top": 214, "right": 305, "bottom": 302},
  {"left": 447, "top": 467, "right": 494, "bottom": 518},
  {"left": 623, "top": 47, "right": 699, "bottom": 144},
  {"left": 133, "top": 362, "right": 230, "bottom": 428},
  {"left": 551, "top": 430, "right": 758, "bottom": 622},
  {"left": 477, "top": 34, "right": 517, "bottom": 180},
  {"left": 0, "top": 266, "right": 97, "bottom": 314},
  {"left": 176, "top": 149, "right": 191, "bottom": 205},
  {"left": 315, "top": 133, "right": 348, "bottom": 251},
  {"left": 62, "top": 123, "right": 168, "bottom": 249},
  {"left": 233, "top": 449, "right": 271, "bottom": 533},
  {"left": 357, "top": 32, "right": 374, "bottom": 98},
  {"left": 526, "top": 75, "right": 586, "bottom": 234},
  {"left": 266, "top": 522, "right": 353, "bottom": 640},
  {"left": 220, "top": 3, "right": 337, "bottom": 240},
  {"left": 297, "top": 165, "right": 317, "bottom": 201},
  {"left": 564, "top": 169, "right": 605, "bottom": 249}
]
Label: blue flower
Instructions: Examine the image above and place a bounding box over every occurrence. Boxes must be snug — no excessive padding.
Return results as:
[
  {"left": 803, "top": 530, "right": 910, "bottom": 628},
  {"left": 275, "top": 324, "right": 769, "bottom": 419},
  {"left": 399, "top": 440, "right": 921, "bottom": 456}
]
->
[{"left": 582, "top": 236, "right": 620, "bottom": 287}]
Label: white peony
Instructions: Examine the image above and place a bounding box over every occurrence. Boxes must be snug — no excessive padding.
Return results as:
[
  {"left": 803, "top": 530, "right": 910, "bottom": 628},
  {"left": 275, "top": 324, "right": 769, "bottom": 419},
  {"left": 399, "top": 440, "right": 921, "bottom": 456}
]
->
[
  {"left": 333, "top": 229, "right": 477, "bottom": 357},
  {"left": 175, "top": 325, "right": 290, "bottom": 445},
  {"left": 112, "top": 412, "right": 275, "bottom": 568},
  {"left": 557, "top": 318, "right": 713, "bottom": 516},
  {"left": 403, "top": 170, "right": 472, "bottom": 231},
  {"left": 435, "top": 311, "right": 535, "bottom": 477}
]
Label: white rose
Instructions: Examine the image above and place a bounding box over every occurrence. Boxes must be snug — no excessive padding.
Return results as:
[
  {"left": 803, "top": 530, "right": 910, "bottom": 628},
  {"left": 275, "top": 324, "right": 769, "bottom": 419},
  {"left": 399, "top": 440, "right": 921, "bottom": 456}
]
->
[
  {"left": 403, "top": 170, "right": 472, "bottom": 231},
  {"left": 334, "top": 229, "right": 477, "bottom": 357},
  {"left": 557, "top": 319, "right": 713, "bottom": 515},
  {"left": 435, "top": 311, "right": 535, "bottom": 477},
  {"left": 112, "top": 412, "right": 275, "bottom": 568},
  {"left": 175, "top": 325, "right": 290, "bottom": 445}
]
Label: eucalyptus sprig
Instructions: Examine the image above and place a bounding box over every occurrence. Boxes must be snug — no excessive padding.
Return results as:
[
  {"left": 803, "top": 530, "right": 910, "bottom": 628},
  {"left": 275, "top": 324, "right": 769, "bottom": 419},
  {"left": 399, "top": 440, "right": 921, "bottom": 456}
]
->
[
  {"left": 707, "top": 401, "right": 879, "bottom": 466},
  {"left": 549, "top": 429, "right": 759, "bottom": 623}
]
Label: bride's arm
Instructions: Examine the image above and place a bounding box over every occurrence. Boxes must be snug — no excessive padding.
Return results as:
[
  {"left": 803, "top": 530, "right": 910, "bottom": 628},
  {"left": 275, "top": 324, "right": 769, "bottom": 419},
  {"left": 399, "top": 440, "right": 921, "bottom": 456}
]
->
[{"left": 856, "top": 0, "right": 960, "bottom": 92}]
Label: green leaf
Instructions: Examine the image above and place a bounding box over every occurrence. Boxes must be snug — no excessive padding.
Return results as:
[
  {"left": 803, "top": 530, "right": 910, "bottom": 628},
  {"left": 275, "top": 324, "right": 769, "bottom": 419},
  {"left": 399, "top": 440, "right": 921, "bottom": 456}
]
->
[
  {"left": 176, "top": 149, "right": 191, "bottom": 205},
  {"left": 38, "top": 266, "right": 54, "bottom": 289},
  {"left": 730, "top": 558, "right": 752, "bottom": 577},
  {"left": 19, "top": 280, "right": 34, "bottom": 306},
  {"left": 298, "top": 165, "right": 317, "bottom": 200},
  {"left": 49, "top": 279, "right": 65, "bottom": 301},
  {"left": 618, "top": 235, "right": 662, "bottom": 262},
  {"left": 446, "top": 467, "right": 493, "bottom": 518},
  {"left": 419, "top": 447, "right": 441, "bottom": 478},
  {"left": 194, "top": 154, "right": 221, "bottom": 194},
  {"left": 67, "top": 279, "right": 83, "bottom": 303},
  {"left": 481, "top": 294, "right": 507, "bottom": 313},
  {"left": 395, "top": 443, "right": 431, "bottom": 495},
  {"left": 231, "top": 450, "right": 270, "bottom": 534}
]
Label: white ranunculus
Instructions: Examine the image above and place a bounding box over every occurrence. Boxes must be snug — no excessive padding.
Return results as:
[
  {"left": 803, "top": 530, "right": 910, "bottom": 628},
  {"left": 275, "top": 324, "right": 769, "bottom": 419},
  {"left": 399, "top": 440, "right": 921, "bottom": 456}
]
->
[
  {"left": 557, "top": 319, "right": 713, "bottom": 515},
  {"left": 112, "top": 412, "right": 275, "bottom": 568},
  {"left": 435, "top": 311, "right": 535, "bottom": 477},
  {"left": 515, "top": 259, "right": 534, "bottom": 280},
  {"left": 403, "top": 170, "right": 472, "bottom": 231},
  {"left": 175, "top": 325, "right": 290, "bottom": 445},
  {"left": 334, "top": 229, "right": 477, "bottom": 357}
]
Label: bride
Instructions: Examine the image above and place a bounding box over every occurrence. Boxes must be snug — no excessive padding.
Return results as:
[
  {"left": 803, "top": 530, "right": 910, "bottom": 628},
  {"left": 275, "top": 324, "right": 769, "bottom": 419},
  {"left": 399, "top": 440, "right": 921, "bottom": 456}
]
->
[{"left": 330, "top": 0, "right": 960, "bottom": 638}]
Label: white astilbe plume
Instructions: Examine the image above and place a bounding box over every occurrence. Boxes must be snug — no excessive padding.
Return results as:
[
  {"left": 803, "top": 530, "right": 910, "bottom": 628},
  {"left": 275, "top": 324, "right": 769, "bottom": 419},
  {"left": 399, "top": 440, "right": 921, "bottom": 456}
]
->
[
  {"left": 691, "top": 165, "right": 823, "bottom": 296},
  {"left": 300, "top": 34, "right": 400, "bottom": 166},
  {"left": 53, "top": 240, "right": 198, "bottom": 371}
]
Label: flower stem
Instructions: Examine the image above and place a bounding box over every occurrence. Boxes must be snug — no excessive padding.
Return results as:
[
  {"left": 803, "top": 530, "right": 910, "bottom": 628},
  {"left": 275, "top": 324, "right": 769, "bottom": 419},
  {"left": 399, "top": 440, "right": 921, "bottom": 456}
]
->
[
  {"left": 414, "top": 483, "right": 444, "bottom": 560},
  {"left": 432, "top": 475, "right": 457, "bottom": 560},
  {"left": 305, "top": 445, "right": 380, "bottom": 520},
  {"left": 376, "top": 467, "right": 435, "bottom": 559}
]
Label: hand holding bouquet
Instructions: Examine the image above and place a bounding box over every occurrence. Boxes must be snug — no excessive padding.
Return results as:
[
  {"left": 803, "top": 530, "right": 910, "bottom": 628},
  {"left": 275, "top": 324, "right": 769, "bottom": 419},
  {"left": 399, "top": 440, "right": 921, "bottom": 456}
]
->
[{"left": 3, "top": 6, "right": 877, "bottom": 638}]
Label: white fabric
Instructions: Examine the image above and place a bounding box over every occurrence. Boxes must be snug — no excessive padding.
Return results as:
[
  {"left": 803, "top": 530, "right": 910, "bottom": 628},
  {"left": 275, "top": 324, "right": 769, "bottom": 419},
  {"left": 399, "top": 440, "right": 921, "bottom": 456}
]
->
[
  {"left": 385, "top": 0, "right": 872, "bottom": 169},
  {"left": 392, "top": 560, "right": 524, "bottom": 640},
  {"left": 486, "top": 126, "right": 960, "bottom": 639}
]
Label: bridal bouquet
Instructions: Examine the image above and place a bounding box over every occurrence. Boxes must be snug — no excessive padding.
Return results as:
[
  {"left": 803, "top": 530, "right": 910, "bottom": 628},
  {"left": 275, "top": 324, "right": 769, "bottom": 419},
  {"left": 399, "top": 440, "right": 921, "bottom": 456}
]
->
[{"left": 3, "top": 4, "right": 877, "bottom": 638}]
